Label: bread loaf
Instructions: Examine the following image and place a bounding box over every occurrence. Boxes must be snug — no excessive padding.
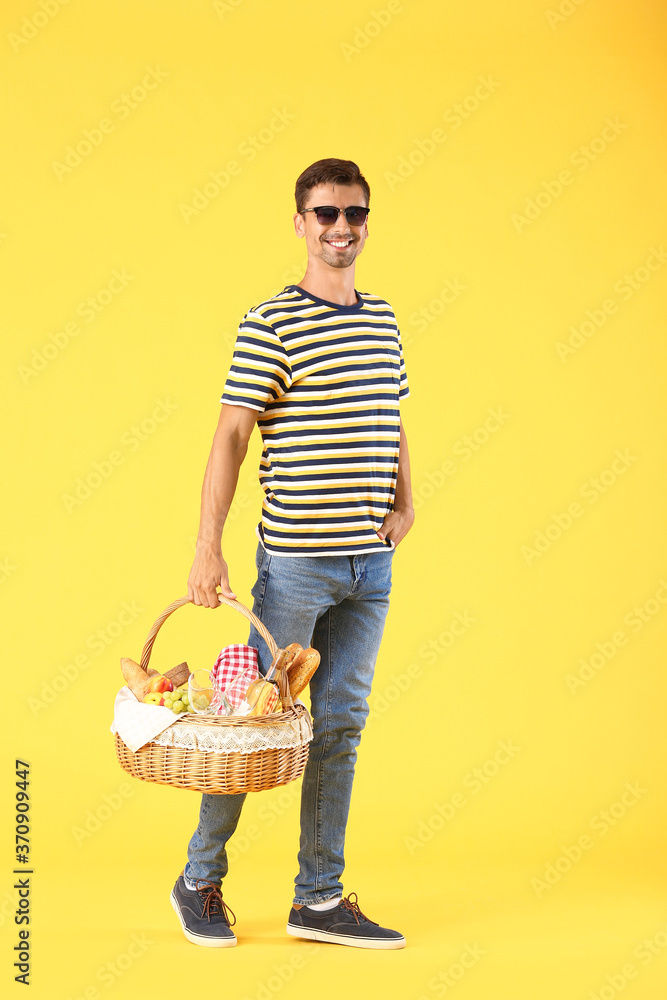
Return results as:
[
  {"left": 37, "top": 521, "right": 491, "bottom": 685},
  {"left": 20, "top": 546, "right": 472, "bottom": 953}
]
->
[
  {"left": 287, "top": 647, "right": 320, "bottom": 698},
  {"left": 164, "top": 661, "right": 190, "bottom": 687},
  {"left": 120, "top": 657, "right": 155, "bottom": 700}
]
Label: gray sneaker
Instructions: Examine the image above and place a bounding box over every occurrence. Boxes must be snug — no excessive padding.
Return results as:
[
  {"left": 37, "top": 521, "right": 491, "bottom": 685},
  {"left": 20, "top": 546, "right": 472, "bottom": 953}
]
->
[
  {"left": 170, "top": 874, "right": 236, "bottom": 947},
  {"left": 286, "top": 892, "right": 405, "bottom": 950}
]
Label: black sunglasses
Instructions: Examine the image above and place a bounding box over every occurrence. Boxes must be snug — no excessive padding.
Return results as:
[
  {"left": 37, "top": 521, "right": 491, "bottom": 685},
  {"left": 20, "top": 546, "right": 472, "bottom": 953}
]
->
[{"left": 301, "top": 205, "right": 370, "bottom": 227}]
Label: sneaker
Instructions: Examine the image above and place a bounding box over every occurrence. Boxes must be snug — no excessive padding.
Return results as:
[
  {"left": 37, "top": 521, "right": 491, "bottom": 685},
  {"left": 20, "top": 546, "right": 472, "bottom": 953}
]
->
[
  {"left": 286, "top": 892, "right": 405, "bottom": 950},
  {"left": 170, "top": 873, "right": 237, "bottom": 947}
]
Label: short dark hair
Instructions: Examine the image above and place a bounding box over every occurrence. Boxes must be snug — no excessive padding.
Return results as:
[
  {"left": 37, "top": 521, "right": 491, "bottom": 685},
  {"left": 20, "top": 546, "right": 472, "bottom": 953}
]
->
[{"left": 295, "top": 158, "right": 370, "bottom": 214}]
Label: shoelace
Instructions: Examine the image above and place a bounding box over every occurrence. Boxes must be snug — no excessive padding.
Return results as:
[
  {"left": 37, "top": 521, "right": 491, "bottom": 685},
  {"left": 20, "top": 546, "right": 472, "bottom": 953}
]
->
[
  {"left": 195, "top": 879, "right": 237, "bottom": 926},
  {"left": 340, "top": 892, "right": 378, "bottom": 926}
]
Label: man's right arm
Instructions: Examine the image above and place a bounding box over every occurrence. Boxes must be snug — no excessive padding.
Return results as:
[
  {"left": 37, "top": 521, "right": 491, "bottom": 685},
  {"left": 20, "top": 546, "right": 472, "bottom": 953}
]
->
[{"left": 187, "top": 403, "right": 259, "bottom": 607}]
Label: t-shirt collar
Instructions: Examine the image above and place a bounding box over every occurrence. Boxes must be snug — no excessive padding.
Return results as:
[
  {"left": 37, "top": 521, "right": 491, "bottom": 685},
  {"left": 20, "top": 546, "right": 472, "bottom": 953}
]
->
[{"left": 287, "top": 284, "right": 365, "bottom": 312}]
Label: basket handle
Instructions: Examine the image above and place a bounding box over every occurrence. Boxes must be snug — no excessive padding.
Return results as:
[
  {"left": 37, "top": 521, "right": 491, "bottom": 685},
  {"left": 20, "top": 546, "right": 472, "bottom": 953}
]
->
[{"left": 139, "top": 595, "right": 294, "bottom": 710}]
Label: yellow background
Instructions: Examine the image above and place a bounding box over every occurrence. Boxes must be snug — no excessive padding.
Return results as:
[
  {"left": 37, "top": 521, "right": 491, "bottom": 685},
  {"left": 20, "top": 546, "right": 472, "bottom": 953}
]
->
[{"left": 2, "top": 1, "right": 667, "bottom": 997}]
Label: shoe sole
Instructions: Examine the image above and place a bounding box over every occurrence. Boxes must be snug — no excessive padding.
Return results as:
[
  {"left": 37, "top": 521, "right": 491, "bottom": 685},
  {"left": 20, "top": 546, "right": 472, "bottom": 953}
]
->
[
  {"left": 286, "top": 922, "right": 405, "bottom": 950},
  {"left": 170, "top": 891, "right": 237, "bottom": 948}
]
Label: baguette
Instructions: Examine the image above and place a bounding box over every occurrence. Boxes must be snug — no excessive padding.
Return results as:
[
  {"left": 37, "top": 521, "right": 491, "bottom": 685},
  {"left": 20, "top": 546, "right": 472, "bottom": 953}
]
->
[
  {"left": 120, "top": 657, "right": 156, "bottom": 701},
  {"left": 287, "top": 647, "right": 320, "bottom": 698}
]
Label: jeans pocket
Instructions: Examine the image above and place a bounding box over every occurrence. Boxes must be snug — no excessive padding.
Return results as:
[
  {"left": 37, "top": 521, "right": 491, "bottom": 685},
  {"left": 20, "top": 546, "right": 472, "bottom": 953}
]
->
[
  {"left": 251, "top": 543, "right": 271, "bottom": 615},
  {"left": 379, "top": 549, "right": 394, "bottom": 595}
]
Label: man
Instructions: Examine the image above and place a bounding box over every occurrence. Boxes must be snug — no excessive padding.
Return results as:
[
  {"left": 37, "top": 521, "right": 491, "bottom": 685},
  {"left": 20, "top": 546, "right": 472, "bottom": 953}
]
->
[{"left": 171, "top": 158, "right": 414, "bottom": 949}]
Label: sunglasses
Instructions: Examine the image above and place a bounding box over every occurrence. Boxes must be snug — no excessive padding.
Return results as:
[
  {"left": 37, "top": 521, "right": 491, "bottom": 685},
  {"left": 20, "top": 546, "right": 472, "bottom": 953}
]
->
[{"left": 301, "top": 205, "right": 370, "bottom": 227}]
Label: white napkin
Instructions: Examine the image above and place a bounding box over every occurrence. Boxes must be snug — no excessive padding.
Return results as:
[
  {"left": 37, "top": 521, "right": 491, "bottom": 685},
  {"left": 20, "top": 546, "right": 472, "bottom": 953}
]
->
[{"left": 110, "top": 685, "right": 179, "bottom": 753}]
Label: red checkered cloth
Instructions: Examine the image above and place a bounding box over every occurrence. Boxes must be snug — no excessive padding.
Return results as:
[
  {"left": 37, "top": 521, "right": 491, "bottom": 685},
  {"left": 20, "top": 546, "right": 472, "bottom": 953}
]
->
[{"left": 211, "top": 644, "right": 259, "bottom": 713}]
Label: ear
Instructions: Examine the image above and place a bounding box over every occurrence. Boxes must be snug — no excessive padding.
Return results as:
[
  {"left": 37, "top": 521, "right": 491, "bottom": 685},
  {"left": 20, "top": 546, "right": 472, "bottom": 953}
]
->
[{"left": 293, "top": 212, "right": 305, "bottom": 238}]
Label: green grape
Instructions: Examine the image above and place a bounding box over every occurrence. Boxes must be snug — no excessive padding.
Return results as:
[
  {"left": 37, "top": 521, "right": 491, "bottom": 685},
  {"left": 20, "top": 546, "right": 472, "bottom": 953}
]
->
[{"left": 172, "top": 700, "right": 184, "bottom": 713}]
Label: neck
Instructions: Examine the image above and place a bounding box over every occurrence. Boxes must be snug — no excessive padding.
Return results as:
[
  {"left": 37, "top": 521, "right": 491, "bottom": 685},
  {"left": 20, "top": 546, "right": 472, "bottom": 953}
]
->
[{"left": 296, "top": 261, "right": 358, "bottom": 306}]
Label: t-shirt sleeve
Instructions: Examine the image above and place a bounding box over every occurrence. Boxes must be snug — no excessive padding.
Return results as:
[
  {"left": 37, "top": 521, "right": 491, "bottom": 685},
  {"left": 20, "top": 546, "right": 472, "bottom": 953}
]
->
[
  {"left": 397, "top": 327, "right": 410, "bottom": 400},
  {"left": 220, "top": 310, "right": 292, "bottom": 412}
]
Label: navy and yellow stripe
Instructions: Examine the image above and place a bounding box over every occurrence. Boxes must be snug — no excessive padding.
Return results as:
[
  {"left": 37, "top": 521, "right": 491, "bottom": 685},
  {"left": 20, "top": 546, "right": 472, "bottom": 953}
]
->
[{"left": 221, "top": 284, "right": 409, "bottom": 556}]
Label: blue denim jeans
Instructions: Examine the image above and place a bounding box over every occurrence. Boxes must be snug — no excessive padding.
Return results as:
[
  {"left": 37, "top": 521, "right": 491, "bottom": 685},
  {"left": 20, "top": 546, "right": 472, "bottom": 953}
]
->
[{"left": 184, "top": 541, "right": 394, "bottom": 904}]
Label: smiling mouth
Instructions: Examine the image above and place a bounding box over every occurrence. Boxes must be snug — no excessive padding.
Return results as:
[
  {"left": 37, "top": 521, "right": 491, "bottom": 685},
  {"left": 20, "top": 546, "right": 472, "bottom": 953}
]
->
[{"left": 324, "top": 238, "right": 354, "bottom": 249}]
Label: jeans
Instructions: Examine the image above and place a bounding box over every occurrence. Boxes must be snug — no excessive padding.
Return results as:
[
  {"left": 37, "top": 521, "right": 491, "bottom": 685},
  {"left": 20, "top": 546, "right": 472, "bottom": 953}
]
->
[{"left": 184, "top": 541, "right": 394, "bottom": 904}]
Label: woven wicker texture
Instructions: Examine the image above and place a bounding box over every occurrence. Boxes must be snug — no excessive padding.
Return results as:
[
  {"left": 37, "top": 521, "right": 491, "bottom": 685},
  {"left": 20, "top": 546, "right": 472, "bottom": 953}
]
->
[{"left": 114, "top": 596, "right": 312, "bottom": 794}]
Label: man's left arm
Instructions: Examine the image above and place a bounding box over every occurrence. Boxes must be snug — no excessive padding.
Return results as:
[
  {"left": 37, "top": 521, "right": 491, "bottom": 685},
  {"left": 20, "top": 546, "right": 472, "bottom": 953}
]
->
[{"left": 377, "top": 416, "right": 415, "bottom": 547}]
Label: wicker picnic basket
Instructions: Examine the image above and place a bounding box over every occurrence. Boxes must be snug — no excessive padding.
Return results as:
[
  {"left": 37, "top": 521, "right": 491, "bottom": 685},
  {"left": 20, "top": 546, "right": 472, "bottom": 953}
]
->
[{"left": 113, "top": 595, "right": 313, "bottom": 794}]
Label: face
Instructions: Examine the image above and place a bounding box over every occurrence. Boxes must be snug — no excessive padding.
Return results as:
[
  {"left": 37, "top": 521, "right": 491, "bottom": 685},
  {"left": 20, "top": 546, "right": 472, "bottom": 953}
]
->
[{"left": 293, "top": 182, "right": 369, "bottom": 269}]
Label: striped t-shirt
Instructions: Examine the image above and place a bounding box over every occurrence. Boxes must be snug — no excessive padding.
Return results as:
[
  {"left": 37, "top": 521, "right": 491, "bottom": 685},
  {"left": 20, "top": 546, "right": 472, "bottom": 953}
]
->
[{"left": 220, "top": 284, "right": 409, "bottom": 556}]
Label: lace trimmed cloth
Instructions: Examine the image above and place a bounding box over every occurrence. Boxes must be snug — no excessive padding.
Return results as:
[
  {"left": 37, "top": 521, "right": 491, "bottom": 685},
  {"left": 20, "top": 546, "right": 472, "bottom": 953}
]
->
[
  {"left": 111, "top": 684, "right": 312, "bottom": 754},
  {"left": 150, "top": 702, "right": 313, "bottom": 755}
]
